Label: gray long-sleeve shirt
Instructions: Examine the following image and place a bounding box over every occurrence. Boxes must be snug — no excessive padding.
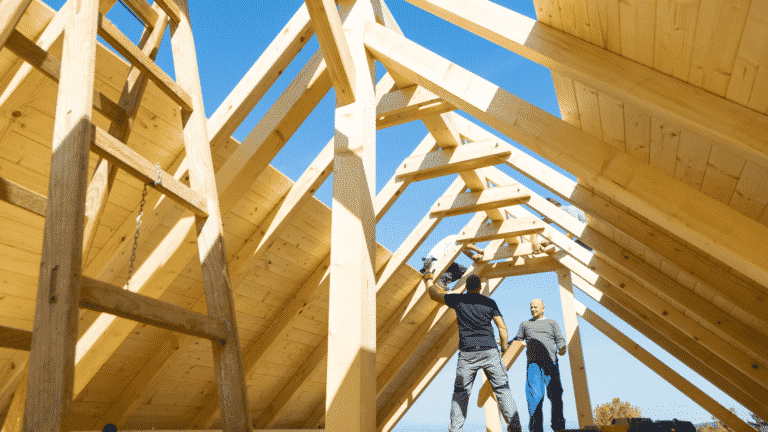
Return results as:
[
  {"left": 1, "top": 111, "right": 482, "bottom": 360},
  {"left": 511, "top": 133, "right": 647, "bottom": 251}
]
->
[{"left": 513, "top": 318, "right": 566, "bottom": 365}]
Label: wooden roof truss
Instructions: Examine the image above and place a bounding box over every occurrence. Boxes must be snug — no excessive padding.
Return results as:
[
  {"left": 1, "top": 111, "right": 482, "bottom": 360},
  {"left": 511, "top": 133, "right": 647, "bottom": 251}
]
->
[{"left": 0, "top": 0, "right": 766, "bottom": 431}]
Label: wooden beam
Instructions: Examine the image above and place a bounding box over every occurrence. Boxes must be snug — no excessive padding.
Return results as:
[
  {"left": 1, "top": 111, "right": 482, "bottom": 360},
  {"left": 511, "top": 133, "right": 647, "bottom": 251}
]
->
[
  {"left": 376, "top": 85, "right": 454, "bottom": 129},
  {"left": 327, "top": 1, "right": 376, "bottom": 430},
  {"left": 0, "top": 326, "right": 31, "bottom": 351},
  {"left": 90, "top": 125, "right": 209, "bottom": 217},
  {"left": 403, "top": 0, "right": 768, "bottom": 168},
  {"left": 2, "top": 364, "right": 27, "bottom": 432},
  {"left": 476, "top": 340, "right": 525, "bottom": 407},
  {"left": 394, "top": 139, "right": 512, "bottom": 182},
  {"left": 97, "top": 14, "right": 193, "bottom": 112},
  {"left": 557, "top": 269, "right": 593, "bottom": 427},
  {"left": 152, "top": 0, "right": 182, "bottom": 23},
  {"left": 206, "top": 3, "right": 314, "bottom": 150},
  {"left": 0, "top": 177, "right": 46, "bottom": 217},
  {"left": 478, "top": 242, "right": 555, "bottom": 263},
  {"left": 3, "top": 29, "right": 126, "bottom": 123},
  {"left": 304, "top": 0, "right": 356, "bottom": 105},
  {"left": 23, "top": 0, "right": 99, "bottom": 429},
  {"left": 568, "top": 271, "right": 768, "bottom": 420},
  {"left": 480, "top": 255, "right": 560, "bottom": 278},
  {"left": 168, "top": 0, "right": 251, "bottom": 428},
  {"left": 574, "top": 300, "right": 756, "bottom": 432},
  {"left": 0, "top": 0, "right": 32, "bottom": 51},
  {"left": 430, "top": 184, "right": 529, "bottom": 217},
  {"left": 364, "top": 21, "right": 768, "bottom": 296},
  {"left": 456, "top": 216, "right": 545, "bottom": 244},
  {"left": 78, "top": 277, "right": 226, "bottom": 342},
  {"left": 458, "top": 116, "right": 768, "bottom": 325}
]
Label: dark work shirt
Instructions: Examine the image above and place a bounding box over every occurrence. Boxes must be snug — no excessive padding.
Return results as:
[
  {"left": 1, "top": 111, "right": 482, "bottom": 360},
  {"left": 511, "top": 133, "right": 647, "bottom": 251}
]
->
[
  {"left": 444, "top": 292, "right": 501, "bottom": 351},
  {"left": 513, "top": 318, "right": 566, "bottom": 366}
]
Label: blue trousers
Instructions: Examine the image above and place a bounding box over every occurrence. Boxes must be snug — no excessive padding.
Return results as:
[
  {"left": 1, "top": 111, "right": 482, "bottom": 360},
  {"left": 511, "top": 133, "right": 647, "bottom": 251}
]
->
[
  {"left": 526, "top": 362, "right": 564, "bottom": 432},
  {"left": 450, "top": 349, "right": 522, "bottom": 432}
]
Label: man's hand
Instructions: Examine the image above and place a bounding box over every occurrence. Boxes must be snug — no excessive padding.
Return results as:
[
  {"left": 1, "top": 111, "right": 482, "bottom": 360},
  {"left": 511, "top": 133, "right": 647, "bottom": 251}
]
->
[{"left": 558, "top": 346, "right": 567, "bottom": 356}]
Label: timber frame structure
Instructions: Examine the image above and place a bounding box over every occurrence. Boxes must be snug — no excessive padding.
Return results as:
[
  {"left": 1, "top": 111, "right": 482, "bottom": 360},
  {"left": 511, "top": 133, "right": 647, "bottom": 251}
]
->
[{"left": 0, "top": 0, "right": 766, "bottom": 431}]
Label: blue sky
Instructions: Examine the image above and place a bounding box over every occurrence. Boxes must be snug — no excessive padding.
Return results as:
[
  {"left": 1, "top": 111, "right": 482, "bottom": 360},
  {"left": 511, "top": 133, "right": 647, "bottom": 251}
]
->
[{"left": 39, "top": 0, "right": 756, "bottom": 429}]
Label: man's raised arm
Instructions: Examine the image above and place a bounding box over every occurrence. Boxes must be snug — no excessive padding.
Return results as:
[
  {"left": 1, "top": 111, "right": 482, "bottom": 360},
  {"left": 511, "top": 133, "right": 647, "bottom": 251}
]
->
[{"left": 423, "top": 269, "right": 448, "bottom": 305}]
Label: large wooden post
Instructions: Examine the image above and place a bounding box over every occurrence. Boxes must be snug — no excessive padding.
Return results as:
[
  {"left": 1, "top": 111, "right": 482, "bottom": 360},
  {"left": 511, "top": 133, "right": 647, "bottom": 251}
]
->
[
  {"left": 23, "top": 0, "right": 100, "bottom": 430},
  {"left": 483, "top": 393, "right": 503, "bottom": 432},
  {"left": 326, "top": 0, "right": 377, "bottom": 431},
  {"left": 557, "top": 269, "right": 593, "bottom": 428}
]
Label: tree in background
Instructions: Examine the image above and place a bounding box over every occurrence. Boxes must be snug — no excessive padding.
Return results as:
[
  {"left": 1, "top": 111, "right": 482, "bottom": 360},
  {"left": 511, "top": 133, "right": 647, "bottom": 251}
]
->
[
  {"left": 593, "top": 398, "right": 643, "bottom": 426},
  {"left": 748, "top": 413, "right": 768, "bottom": 432}
]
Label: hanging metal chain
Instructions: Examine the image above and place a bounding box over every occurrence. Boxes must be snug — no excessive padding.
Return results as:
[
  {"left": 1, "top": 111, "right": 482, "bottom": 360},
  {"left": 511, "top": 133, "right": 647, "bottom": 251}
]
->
[{"left": 125, "top": 164, "right": 163, "bottom": 289}]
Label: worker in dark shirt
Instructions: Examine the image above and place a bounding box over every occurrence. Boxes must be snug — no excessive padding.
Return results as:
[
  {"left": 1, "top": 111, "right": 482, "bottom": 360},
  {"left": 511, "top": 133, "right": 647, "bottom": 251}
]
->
[
  {"left": 512, "top": 299, "right": 567, "bottom": 432},
  {"left": 423, "top": 269, "right": 522, "bottom": 432}
]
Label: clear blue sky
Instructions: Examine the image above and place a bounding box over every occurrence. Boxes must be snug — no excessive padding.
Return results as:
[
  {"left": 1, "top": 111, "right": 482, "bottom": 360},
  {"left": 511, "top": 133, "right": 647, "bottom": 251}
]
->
[{"left": 40, "top": 0, "right": 755, "bottom": 429}]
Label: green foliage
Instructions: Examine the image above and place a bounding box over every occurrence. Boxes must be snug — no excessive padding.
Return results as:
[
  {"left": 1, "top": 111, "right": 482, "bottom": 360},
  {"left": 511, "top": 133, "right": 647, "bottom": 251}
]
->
[{"left": 593, "top": 398, "right": 643, "bottom": 427}]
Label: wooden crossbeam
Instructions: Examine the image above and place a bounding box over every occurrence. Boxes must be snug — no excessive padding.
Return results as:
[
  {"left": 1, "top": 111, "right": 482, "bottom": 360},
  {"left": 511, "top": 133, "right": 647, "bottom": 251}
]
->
[
  {"left": 405, "top": 0, "right": 768, "bottom": 168},
  {"left": 3, "top": 29, "right": 126, "bottom": 123},
  {"left": 0, "top": 0, "right": 33, "bottom": 50},
  {"left": 78, "top": 277, "right": 227, "bottom": 342},
  {"left": 476, "top": 340, "right": 524, "bottom": 407},
  {"left": 574, "top": 300, "right": 755, "bottom": 432},
  {"left": 119, "top": 0, "right": 158, "bottom": 27},
  {"left": 480, "top": 254, "right": 559, "bottom": 278},
  {"left": 365, "top": 21, "right": 768, "bottom": 299},
  {"left": 152, "top": 0, "right": 182, "bottom": 23},
  {"left": 395, "top": 139, "right": 512, "bottom": 182},
  {"left": 478, "top": 242, "right": 555, "bottom": 262},
  {"left": 457, "top": 216, "right": 545, "bottom": 244},
  {"left": 305, "top": 0, "right": 356, "bottom": 105},
  {"left": 91, "top": 125, "right": 208, "bottom": 217},
  {"left": 376, "top": 85, "right": 454, "bottom": 129},
  {"left": 0, "top": 325, "right": 32, "bottom": 351},
  {"left": 430, "top": 184, "right": 529, "bottom": 217},
  {"left": 0, "top": 176, "right": 46, "bottom": 217},
  {"left": 97, "top": 14, "right": 194, "bottom": 112}
]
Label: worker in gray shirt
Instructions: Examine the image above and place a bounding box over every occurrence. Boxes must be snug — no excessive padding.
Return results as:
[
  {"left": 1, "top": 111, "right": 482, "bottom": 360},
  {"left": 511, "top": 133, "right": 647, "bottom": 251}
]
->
[{"left": 512, "top": 299, "right": 567, "bottom": 432}]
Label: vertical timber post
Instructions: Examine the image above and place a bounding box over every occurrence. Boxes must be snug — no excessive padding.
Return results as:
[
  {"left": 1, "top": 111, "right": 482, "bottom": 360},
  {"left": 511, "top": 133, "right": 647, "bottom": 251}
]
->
[
  {"left": 327, "top": 1, "right": 377, "bottom": 431},
  {"left": 167, "top": 1, "right": 252, "bottom": 431},
  {"left": 557, "top": 269, "right": 593, "bottom": 428},
  {"left": 23, "top": 0, "right": 99, "bottom": 430},
  {"left": 483, "top": 393, "right": 503, "bottom": 432}
]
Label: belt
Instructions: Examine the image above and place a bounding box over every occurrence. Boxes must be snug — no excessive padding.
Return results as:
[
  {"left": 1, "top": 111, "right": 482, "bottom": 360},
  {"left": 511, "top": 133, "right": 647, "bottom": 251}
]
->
[{"left": 461, "top": 346, "right": 495, "bottom": 352}]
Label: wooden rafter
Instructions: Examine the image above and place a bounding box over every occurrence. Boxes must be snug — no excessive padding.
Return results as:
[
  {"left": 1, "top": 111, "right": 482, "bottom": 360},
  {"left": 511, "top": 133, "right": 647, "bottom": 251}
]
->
[
  {"left": 404, "top": 0, "right": 768, "bottom": 168},
  {"left": 394, "top": 139, "right": 512, "bottom": 182},
  {"left": 430, "top": 184, "right": 529, "bottom": 218},
  {"left": 456, "top": 216, "right": 546, "bottom": 244},
  {"left": 364, "top": 20, "right": 768, "bottom": 295},
  {"left": 0, "top": 0, "right": 34, "bottom": 50}
]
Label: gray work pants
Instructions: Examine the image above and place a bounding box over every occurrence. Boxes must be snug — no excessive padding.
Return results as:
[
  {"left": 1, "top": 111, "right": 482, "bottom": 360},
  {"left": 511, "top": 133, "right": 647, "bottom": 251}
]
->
[{"left": 450, "top": 348, "right": 522, "bottom": 432}]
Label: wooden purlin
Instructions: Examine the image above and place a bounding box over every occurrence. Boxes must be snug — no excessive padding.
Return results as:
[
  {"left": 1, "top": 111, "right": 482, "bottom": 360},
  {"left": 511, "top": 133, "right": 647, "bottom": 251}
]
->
[{"left": 0, "top": 0, "right": 34, "bottom": 50}]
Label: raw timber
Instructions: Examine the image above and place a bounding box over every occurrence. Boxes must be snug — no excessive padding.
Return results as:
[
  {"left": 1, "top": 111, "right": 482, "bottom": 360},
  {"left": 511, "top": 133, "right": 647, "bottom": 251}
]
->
[{"left": 0, "top": 0, "right": 765, "bottom": 432}]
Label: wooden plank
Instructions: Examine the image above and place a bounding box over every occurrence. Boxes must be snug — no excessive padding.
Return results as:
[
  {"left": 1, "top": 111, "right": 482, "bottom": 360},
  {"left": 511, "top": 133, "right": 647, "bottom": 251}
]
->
[
  {"left": 394, "top": 139, "right": 512, "bottom": 182},
  {"left": 0, "top": 0, "right": 33, "bottom": 52},
  {"left": 91, "top": 126, "right": 208, "bottom": 217},
  {"left": 78, "top": 277, "right": 226, "bottom": 342},
  {"left": 575, "top": 300, "right": 755, "bottom": 432},
  {"left": 152, "top": 0, "right": 182, "bottom": 23},
  {"left": 3, "top": 29, "right": 126, "bottom": 124},
  {"left": 206, "top": 3, "right": 313, "bottom": 150},
  {"left": 23, "top": 0, "right": 99, "bottom": 429},
  {"left": 399, "top": 0, "right": 768, "bottom": 168},
  {"left": 653, "top": 0, "right": 699, "bottom": 81},
  {"left": 455, "top": 115, "right": 768, "bottom": 325},
  {"left": 0, "top": 176, "right": 45, "bottom": 217},
  {"left": 97, "top": 14, "right": 193, "bottom": 112},
  {"left": 366, "top": 25, "right": 768, "bottom": 302},
  {"left": 700, "top": 146, "right": 745, "bottom": 205},
  {"left": 429, "top": 184, "right": 529, "bottom": 217},
  {"left": 0, "top": 325, "right": 31, "bottom": 351},
  {"left": 2, "top": 363, "right": 27, "bottom": 432},
  {"left": 326, "top": 1, "right": 376, "bottom": 430},
  {"left": 556, "top": 269, "right": 593, "bottom": 427},
  {"left": 731, "top": 161, "right": 768, "bottom": 220},
  {"left": 375, "top": 85, "right": 453, "bottom": 129},
  {"left": 649, "top": 117, "right": 681, "bottom": 177},
  {"left": 456, "top": 216, "right": 545, "bottom": 244},
  {"left": 304, "top": 0, "right": 356, "bottom": 106},
  {"left": 168, "top": 0, "right": 251, "bottom": 430},
  {"left": 480, "top": 255, "right": 559, "bottom": 278},
  {"left": 700, "top": 0, "right": 751, "bottom": 97},
  {"left": 478, "top": 242, "right": 554, "bottom": 262},
  {"left": 673, "top": 130, "right": 711, "bottom": 190},
  {"left": 476, "top": 340, "right": 524, "bottom": 407}
]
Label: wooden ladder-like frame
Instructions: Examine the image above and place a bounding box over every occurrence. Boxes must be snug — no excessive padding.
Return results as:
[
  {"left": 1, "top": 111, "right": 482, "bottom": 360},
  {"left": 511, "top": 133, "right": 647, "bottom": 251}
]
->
[{"left": 0, "top": 0, "right": 252, "bottom": 431}]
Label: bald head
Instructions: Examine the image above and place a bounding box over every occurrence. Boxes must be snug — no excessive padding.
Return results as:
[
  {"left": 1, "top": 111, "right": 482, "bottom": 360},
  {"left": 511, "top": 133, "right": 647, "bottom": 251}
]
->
[{"left": 530, "top": 299, "right": 545, "bottom": 319}]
